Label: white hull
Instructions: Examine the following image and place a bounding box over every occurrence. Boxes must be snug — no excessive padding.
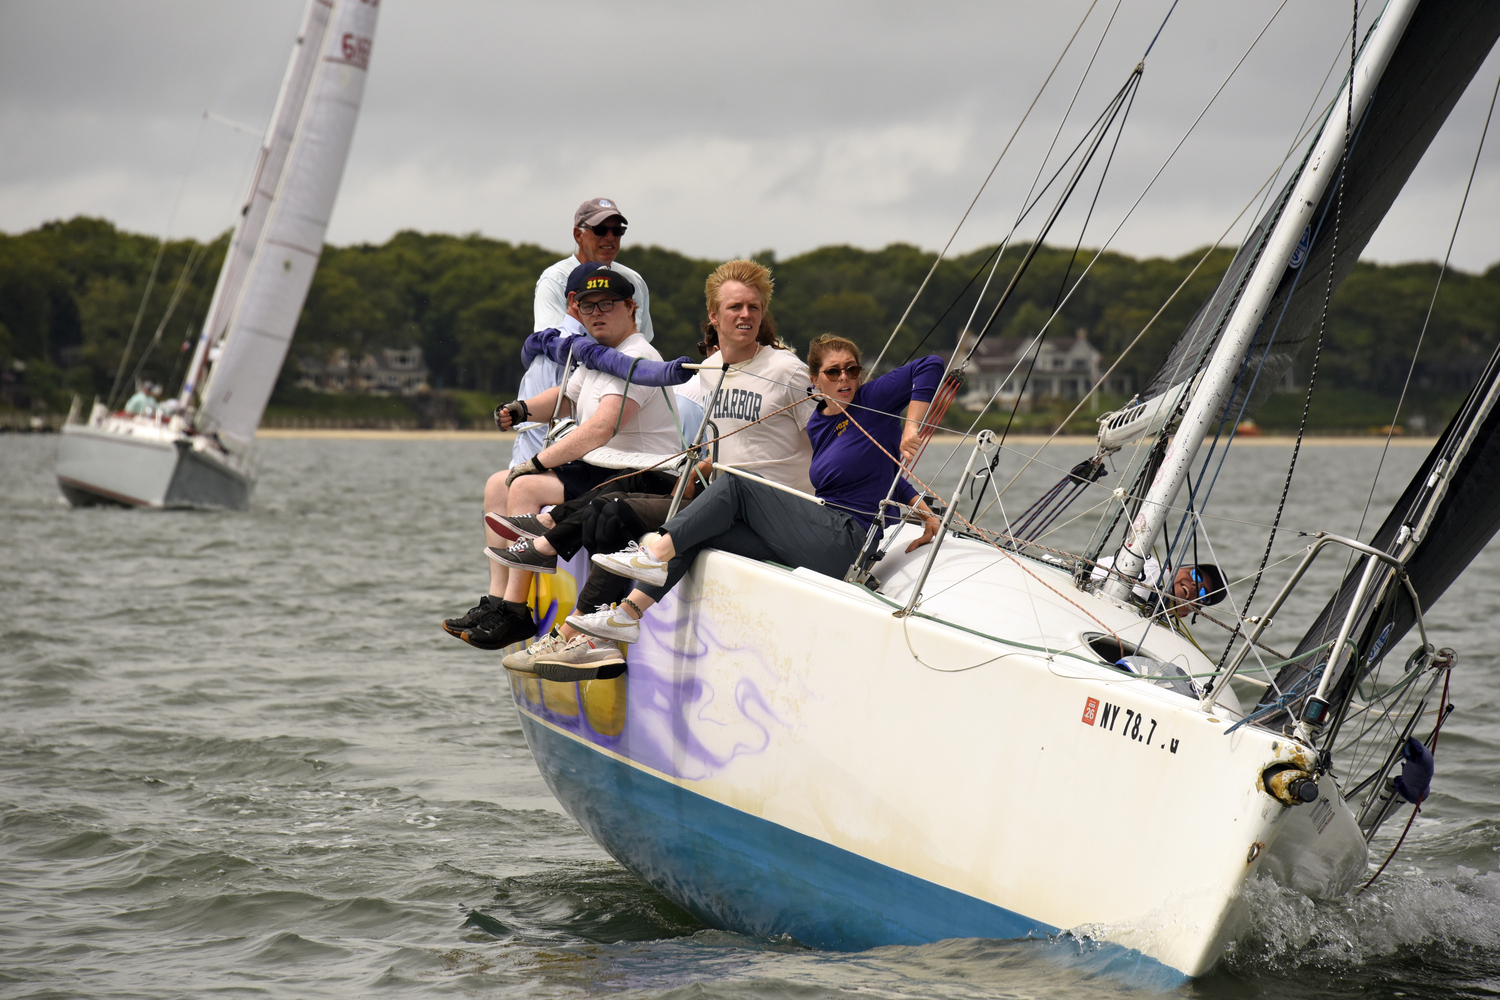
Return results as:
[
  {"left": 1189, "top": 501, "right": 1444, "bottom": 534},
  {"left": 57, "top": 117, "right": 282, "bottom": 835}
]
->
[
  {"left": 56, "top": 417, "right": 252, "bottom": 510},
  {"left": 509, "top": 530, "right": 1366, "bottom": 980}
]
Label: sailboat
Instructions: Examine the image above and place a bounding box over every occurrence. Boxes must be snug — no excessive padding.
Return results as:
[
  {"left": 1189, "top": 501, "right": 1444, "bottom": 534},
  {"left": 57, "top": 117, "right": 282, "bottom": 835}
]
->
[
  {"left": 55, "top": 0, "right": 379, "bottom": 510},
  {"left": 503, "top": 0, "right": 1500, "bottom": 983}
]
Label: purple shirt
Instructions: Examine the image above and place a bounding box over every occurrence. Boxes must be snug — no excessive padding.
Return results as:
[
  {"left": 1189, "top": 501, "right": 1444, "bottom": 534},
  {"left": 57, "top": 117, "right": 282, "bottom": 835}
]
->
[{"left": 806, "top": 355, "right": 945, "bottom": 529}]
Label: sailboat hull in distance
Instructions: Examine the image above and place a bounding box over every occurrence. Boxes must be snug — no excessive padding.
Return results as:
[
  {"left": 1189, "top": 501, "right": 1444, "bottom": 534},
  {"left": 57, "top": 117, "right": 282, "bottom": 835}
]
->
[
  {"left": 56, "top": 419, "right": 251, "bottom": 510},
  {"left": 56, "top": 0, "right": 378, "bottom": 510}
]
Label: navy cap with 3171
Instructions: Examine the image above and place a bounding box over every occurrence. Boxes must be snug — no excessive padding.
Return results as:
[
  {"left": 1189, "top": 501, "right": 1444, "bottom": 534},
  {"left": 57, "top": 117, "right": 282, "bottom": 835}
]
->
[{"left": 566, "top": 262, "right": 634, "bottom": 300}]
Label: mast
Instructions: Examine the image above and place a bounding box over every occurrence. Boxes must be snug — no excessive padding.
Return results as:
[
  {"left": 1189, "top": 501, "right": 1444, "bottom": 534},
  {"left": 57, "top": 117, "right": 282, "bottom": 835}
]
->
[
  {"left": 191, "top": 0, "right": 378, "bottom": 446},
  {"left": 1100, "top": 0, "right": 1420, "bottom": 603}
]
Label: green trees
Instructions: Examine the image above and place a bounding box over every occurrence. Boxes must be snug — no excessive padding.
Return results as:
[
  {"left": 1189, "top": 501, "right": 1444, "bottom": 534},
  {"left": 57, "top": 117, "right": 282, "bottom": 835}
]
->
[{"left": 3, "top": 214, "right": 1498, "bottom": 433}]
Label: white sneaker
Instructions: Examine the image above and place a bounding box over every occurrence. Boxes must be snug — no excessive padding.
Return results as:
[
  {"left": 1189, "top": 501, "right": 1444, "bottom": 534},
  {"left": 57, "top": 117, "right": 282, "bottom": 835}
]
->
[
  {"left": 532, "top": 634, "right": 627, "bottom": 682},
  {"left": 591, "top": 541, "right": 668, "bottom": 587},
  {"left": 502, "top": 630, "right": 566, "bottom": 673},
  {"left": 566, "top": 603, "right": 641, "bottom": 644}
]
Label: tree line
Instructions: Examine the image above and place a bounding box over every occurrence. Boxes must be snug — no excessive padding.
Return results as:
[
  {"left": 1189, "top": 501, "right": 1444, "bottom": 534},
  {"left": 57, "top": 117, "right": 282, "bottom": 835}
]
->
[{"left": 5, "top": 215, "right": 1500, "bottom": 429}]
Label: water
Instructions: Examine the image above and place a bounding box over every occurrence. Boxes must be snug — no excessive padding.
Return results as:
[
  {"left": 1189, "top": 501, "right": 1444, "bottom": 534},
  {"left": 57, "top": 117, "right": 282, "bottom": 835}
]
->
[{"left": 3, "top": 432, "right": 1500, "bottom": 999}]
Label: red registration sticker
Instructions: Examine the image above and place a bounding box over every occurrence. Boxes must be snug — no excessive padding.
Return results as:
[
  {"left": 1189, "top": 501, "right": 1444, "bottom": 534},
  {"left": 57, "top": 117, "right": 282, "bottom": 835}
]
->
[{"left": 1082, "top": 696, "right": 1099, "bottom": 726}]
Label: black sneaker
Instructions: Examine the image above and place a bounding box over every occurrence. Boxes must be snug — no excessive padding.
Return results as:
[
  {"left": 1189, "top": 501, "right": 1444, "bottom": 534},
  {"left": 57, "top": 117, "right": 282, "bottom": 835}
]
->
[
  {"left": 484, "top": 539, "right": 557, "bottom": 573},
  {"left": 458, "top": 603, "right": 537, "bottom": 651},
  {"left": 442, "top": 595, "right": 498, "bottom": 639},
  {"left": 484, "top": 511, "right": 548, "bottom": 542}
]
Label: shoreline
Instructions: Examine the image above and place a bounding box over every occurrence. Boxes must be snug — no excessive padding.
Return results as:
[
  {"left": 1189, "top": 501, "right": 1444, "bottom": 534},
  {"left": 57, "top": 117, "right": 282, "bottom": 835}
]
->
[{"left": 252, "top": 428, "right": 1438, "bottom": 446}]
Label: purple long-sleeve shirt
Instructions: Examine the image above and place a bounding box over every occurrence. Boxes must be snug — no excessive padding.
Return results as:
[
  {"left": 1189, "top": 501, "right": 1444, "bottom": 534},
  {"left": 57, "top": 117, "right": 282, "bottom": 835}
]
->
[{"left": 806, "top": 355, "right": 945, "bottom": 529}]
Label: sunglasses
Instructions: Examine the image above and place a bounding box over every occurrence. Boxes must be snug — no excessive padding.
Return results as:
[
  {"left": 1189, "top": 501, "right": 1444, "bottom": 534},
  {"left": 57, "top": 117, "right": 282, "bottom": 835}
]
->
[
  {"left": 577, "top": 298, "right": 624, "bottom": 315},
  {"left": 1189, "top": 568, "right": 1208, "bottom": 601},
  {"left": 820, "top": 364, "right": 863, "bottom": 381},
  {"left": 584, "top": 224, "right": 627, "bottom": 237}
]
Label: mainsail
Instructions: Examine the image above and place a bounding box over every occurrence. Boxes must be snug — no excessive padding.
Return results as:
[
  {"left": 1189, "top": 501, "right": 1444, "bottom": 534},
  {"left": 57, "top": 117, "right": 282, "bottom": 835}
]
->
[
  {"left": 190, "top": 0, "right": 378, "bottom": 447},
  {"left": 1108, "top": 0, "right": 1500, "bottom": 445}
]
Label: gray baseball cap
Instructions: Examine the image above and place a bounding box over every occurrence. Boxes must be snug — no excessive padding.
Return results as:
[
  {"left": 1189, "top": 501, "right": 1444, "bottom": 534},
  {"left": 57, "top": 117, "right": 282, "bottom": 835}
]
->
[{"left": 574, "top": 197, "right": 628, "bottom": 227}]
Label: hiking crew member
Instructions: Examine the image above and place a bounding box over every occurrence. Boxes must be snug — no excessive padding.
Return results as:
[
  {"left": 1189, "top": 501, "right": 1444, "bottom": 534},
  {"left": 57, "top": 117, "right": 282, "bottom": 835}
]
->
[
  {"left": 514, "top": 197, "right": 653, "bottom": 470},
  {"left": 541, "top": 336, "right": 945, "bottom": 676},
  {"left": 441, "top": 263, "right": 677, "bottom": 652},
  {"left": 493, "top": 259, "right": 818, "bottom": 678}
]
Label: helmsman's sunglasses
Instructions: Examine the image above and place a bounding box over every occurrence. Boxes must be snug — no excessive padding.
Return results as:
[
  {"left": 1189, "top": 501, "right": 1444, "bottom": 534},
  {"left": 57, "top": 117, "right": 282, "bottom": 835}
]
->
[{"left": 585, "top": 224, "right": 627, "bottom": 237}]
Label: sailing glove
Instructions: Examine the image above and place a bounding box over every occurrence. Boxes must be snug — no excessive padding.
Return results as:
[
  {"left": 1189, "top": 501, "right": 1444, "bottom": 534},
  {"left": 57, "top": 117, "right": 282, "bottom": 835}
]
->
[
  {"left": 505, "top": 455, "right": 547, "bottom": 486},
  {"left": 495, "top": 399, "right": 529, "bottom": 430},
  {"left": 1393, "top": 736, "right": 1434, "bottom": 804}
]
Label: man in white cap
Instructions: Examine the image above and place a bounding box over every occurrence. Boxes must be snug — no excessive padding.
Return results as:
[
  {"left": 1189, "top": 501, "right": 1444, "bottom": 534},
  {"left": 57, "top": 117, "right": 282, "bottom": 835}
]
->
[{"left": 512, "top": 197, "right": 653, "bottom": 469}]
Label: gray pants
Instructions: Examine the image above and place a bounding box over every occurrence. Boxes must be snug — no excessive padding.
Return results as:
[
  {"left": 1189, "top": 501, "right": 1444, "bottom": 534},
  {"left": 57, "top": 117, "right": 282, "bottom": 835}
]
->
[{"left": 638, "top": 474, "right": 864, "bottom": 601}]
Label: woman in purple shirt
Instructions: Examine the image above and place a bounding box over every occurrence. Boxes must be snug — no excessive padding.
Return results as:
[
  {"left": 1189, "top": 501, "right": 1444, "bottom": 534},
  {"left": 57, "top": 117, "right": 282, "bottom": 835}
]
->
[{"left": 535, "top": 335, "right": 946, "bottom": 677}]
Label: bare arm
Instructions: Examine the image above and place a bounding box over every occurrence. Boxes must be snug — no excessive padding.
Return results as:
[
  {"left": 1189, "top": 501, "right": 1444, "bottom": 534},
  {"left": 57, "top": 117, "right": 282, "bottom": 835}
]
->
[
  {"left": 904, "top": 495, "right": 941, "bottom": 553},
  {"left": 536, "top": 394, "right": 639, "bottom": 467},
  {"left": 900, "top": 399, "right": 932, "bottom": 463}
]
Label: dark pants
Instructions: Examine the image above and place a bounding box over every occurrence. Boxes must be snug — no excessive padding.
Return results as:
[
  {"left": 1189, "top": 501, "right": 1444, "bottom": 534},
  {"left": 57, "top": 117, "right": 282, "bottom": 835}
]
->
[
  {"left": 554, "top": 494, "right": 680, "bottom": 613},
  {"left": 552, "top": 463, "right": 676, "bottom": 503},
  {"left": 639, "top": 474, "right": 863, "bottom": 601}
]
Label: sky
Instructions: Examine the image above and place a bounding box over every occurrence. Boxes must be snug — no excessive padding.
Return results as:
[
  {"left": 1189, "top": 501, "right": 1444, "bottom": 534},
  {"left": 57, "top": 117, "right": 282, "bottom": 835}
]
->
[{"left": 3, "top": 1, "right": 1500, "bottom": 271}]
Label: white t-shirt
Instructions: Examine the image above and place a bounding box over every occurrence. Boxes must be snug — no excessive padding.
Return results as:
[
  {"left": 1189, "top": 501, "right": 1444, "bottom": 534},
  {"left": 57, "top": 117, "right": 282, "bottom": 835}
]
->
[
  {"left": 678, "top": 345, "right": 816, "bottom": 493},
  {"left": 564, "top": 331, "right": 680, "bottom": 465},
  {"left": 511, "top": 254, "right": 653, "bottom": 467}
]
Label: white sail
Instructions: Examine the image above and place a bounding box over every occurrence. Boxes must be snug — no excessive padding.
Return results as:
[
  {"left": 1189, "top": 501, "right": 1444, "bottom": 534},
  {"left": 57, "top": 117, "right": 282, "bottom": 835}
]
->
[{"left": 195, "top": 0, "right": 378, "bottom": 446}]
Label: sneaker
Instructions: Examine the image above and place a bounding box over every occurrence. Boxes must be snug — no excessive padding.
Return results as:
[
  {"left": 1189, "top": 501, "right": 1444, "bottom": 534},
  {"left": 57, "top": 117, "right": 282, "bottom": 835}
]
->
[
  {"left": 502, "top": 630, "right": 566, "bottom": 673},
  {"left": 484, "top": 538, "right": 557, "bottom": 573},
  {"left": 441, "top": 595, "right": 498, "bottom": 639},
  {"left": 591, "top": 541, "right": 668, "bottom": 587},
  {"left": 485, "top": 511, "right": 548, "bottom": 542},
  {"left": 566, "top": 603, "right": 641, "bottom": 644},
  {"left": 532, "top": 634, "right": 627, "bottom": 682},
  {"left": 455, "top": 602, "right": 536, "bottom": 651}
]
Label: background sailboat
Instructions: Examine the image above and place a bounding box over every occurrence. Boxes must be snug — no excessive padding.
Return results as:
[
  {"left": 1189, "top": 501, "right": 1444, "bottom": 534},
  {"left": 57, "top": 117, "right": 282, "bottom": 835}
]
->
[{"left": 54, "top": 0, "right": 379, "bottom": 510}]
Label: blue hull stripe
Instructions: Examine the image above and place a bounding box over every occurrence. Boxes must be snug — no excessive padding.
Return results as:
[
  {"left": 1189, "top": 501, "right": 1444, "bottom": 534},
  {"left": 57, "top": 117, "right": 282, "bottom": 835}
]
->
[
  {"left": 521, "top": 709, "right": 1057, "bottom": 948},
  {"left": 519, "top": 710, "right": 1188, "bottom": 986}
]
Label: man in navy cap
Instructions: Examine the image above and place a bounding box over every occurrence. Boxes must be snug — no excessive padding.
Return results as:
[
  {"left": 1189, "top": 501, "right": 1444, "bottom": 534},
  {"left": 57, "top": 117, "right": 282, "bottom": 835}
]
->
[
  {"left": 443, "top": 261, "right": 677, "bottom": 652},
  {"left": 512, "top": 197, "right": 653, "bottom": 470}
]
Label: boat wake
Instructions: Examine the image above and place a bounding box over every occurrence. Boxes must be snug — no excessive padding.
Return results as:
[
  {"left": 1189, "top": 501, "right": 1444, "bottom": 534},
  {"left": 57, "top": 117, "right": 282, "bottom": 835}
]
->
[{"left": 1225, "top": 868, "right": 1500, "bottom": 971}]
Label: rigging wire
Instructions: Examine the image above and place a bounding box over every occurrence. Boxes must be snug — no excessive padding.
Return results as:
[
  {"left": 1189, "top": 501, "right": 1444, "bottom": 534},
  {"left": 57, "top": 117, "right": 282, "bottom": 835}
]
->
[
  {"left": 876, "top": 0, "right": 1186, "bottom": 376},
  {"left": 940, "top": 0, "right": 1127, "bottom": 372},
  {"left": 925, "top": 0, "right": 1294, "bottom": 494},
  {"left": 867, "top": 0, "right": 1105, "bottom": 373},
  {"left": 104, "top": 5, "right": 261, "bottom": 411},
  {"left": 967, "top": 69, "right": 1141, "bottom": 526}
]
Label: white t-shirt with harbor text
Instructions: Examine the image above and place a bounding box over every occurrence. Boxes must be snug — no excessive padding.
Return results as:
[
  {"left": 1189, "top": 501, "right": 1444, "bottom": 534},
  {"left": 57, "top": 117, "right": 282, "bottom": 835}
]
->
[{"left": 678, "top": 345, "right": 816, "bottom": 493}]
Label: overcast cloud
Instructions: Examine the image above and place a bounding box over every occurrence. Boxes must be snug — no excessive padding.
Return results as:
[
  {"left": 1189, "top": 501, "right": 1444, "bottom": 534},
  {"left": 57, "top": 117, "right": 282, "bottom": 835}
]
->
[{"left": 3, "top": 1, "right": 1499, "bottom": 270}]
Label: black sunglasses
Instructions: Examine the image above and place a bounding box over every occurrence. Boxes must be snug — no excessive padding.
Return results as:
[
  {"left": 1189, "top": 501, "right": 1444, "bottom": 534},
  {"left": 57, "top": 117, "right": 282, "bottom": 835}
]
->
[{"left": 585, "top": 223, "right": 627, "bottom": 237}]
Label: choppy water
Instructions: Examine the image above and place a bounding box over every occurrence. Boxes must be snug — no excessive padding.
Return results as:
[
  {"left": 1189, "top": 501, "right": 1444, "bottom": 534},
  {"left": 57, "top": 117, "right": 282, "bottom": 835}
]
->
[{"left": 3, "top": 432, "right": 1499, "bottom": 999}]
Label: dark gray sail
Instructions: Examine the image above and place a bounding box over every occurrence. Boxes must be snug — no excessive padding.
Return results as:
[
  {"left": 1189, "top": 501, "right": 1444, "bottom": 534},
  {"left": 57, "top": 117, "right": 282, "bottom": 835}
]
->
[
  {"left": 1141, "top": 0, "right": 1500, "bottom": 427},
  {"left": 1267, "top": 342, "right": 1500, "bottom": 713}
]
